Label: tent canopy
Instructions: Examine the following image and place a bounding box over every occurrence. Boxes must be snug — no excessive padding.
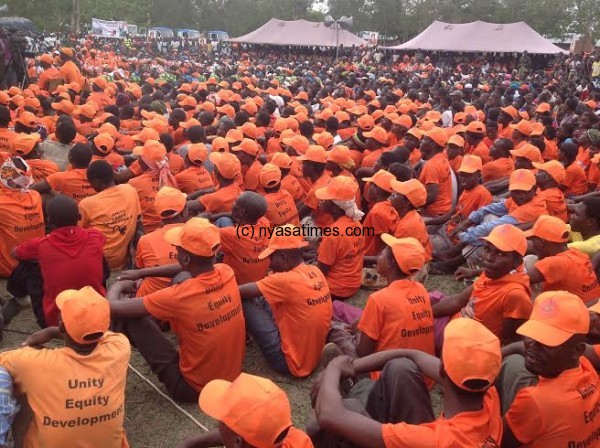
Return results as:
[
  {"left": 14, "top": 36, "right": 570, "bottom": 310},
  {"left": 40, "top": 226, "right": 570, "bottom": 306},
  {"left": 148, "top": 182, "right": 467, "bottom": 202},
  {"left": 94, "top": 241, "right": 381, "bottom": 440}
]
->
[
  {"left": 229, "top": 18, "right": 367, "bottom": 48},
  {"left": 386, "top": 20, "right": 567, "bottom": 54}
]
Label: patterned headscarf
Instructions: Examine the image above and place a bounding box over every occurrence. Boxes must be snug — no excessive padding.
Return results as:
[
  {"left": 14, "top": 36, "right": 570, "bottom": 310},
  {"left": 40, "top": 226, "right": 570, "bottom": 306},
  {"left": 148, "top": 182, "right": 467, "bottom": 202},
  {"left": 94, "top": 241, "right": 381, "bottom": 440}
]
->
[
  {"left": 587, "top": 129, "right": 600, "bottom": 148},
  {"left": 332, "top": 199, "right": 364, "bottom": 222},
  {"left": 0, "top": 157, "right": 33, "bottom": 191}
]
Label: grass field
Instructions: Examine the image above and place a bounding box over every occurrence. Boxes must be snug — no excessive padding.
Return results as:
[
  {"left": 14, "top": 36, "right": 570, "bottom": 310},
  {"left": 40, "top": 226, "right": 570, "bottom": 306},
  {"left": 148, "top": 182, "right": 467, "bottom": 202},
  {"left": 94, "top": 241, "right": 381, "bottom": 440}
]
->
[{"left": 1, "top": 274, "right": 465, "bottom": 447}]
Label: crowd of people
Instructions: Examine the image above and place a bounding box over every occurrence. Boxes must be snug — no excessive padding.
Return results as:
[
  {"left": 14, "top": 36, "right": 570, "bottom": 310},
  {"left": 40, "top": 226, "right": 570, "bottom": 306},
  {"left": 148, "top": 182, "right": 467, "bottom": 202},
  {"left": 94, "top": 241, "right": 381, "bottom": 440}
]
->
[{"left": 0, "top": 35, "right": 598, "bottom": 447}]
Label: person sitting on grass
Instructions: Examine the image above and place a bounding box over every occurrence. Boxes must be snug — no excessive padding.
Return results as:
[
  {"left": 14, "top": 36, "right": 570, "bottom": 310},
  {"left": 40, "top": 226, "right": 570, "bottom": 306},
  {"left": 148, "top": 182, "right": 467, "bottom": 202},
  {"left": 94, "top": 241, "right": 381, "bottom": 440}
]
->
[
  {"left": 361, "top": 170, "right": 399, "bottom": 256},
  {"left": 532, "top": 160, "right": 568, "bottom": 222},
  {"left": 309, "top": 318, "right": 502, "bottom": 448}
]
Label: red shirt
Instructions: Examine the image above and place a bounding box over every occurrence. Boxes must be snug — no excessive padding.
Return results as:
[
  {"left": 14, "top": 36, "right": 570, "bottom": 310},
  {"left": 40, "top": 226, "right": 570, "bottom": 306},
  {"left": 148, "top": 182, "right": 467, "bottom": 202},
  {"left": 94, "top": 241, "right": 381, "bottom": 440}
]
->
[{"left": 14, "top": 227, "right": 106, "bottom": 327}]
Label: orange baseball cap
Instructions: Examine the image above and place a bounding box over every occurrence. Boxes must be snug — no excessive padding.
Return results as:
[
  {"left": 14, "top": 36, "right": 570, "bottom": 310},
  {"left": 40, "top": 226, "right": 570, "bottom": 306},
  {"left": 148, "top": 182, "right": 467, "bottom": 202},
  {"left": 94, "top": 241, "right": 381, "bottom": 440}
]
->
[
  {"left": 406, "top": 128, "right": 422, "bottom": 141},
  {"left": 241, "top": 101, "right": 258, "bottom": 115},
  {"left": 179, "top": 96, "right": 198, "bottom": 109},
  {"left": 297, "top": 145, "right": 327, "bottom": 164},
  {"left": 211, "top": 137, "right": 230, "bottom": 153},
  {"left": 24, "top": 97, "right": 41, "bottom": 110},
  {"left": 56, "top": 287, "right": 110, "bottom": 345},
  {"left": 466, "top": 120, "right": 486, "bottom": 134},
  {"left": 258, "top": 224, "right": 308, "bottom": 259},
  {"left": 530, "top": 122, "right": 545, "bottom": 137},
  {"left": 335, "top": 111, "right": 351, "bottom": 123},
  {"left": 39, "top": 53, "right": 54, "bottom": 65},
  {"left": 14, "top": 133, "right": 40, "bottom": 156},
  {"left": 315, "top": 175, "right": 358, "bottom": 201},
  {"left": 188, "top": 143, "right": 209, "bottom": 165},
  {"left": 326, "top": 145, "right": 353, "bottom": 168},
  {"left": 362, "top": 169, "right": 395, "bottom": 193},
  {"left": 98, "top": 122, "right": 118, "bottom": 138},
  {"left": 225, "top": 129, "right": 244, "bottom": 144},
  {"left": 535, "top": 102, "right": 551, "bottom": 113},
  {"left": 363, "top": 126, "right": 388, "bottom": 144},
  {"left": 92, "top": 77, "right": 108, "bottom": 90},
  {"left": 155, "top": 186, "right": 187, "bottom": 218},
  {"left": 259, "top": 163, "right": 282, "bottom": 188},
  {"left": 93, "top": 133, "right": 115, "bottom": 154},
  {"left": 232, "top": 138, "right": 259, "bottom": 157},
  {"left": 132, "top": 127, "right": 160, "bottom": 143},
  {"left": 447, "top": 134, "right": 465, "bottom": 148},
  {"left": 517, "top": 291, "right": 590, "bottom": 347},
  {"left": 510, "top": 143, "right": 542, "bottom": 163},
  {"left": 391, "top": 179, "right": 427, "bottom": 208},
  {"left": 272, "top": 118, "right": 288, "bottom": 133},
  {"left": 133, "top": 140, "right": 167, "bottom": 162},
  {"left": 442, "top": 318, "right": 501, "bottom": 392},
  {"left": 380, "top": 234, "right": 425, "bottom": 274},
  {"left": 198, "top": 101, "right": 216, "bottom": 113},
  {"left": 357, "top": 115, "right": 375, "bottom": 131},
  {"left": 532, "top": 160, "right": 565, "bottom": 183},
  {"left": 500, "top": 105, "right": 518, "bottom": 119},
  {"left": 209, "top": 152, "right": 241, "bottom": 179},
  {"left": 524, "top": 215, "right": 569, "bottom": 243},
  {"left": 165, "top": 217, "right": 220, "bottom": 257},
  {"left": 282, "top": 135, "right": 310, "bottom": 155},
  {"left": 508, "top": 168, "right": 536, "bottom": 191},
  {"left": 314, "top": 132, "right": 334, "bottom": 149},
  {"left": 453, "top": 112, "right": 467, "bottom": 124},
  {"left": 457, "top": 154, "right": 483, "bottom": 173},
  {"left": 217, "top": 104, "right": 235, "bottom": 119},
  {"left": 180, "top": 118, "right": 202, "bottom": 130},
  {"left": 391, "top": 114, "right": 412, "bottom": 129},
  {"left": 59, "top": 47, "right": 74, "bottom": 58},
  {"left": 481, "top": 224, "right": 527, "bottom": 256},
  {"left": 16, "top": 111, "right": 38, "bottom": 128},
  {"left": 425, "top": 127, "right": 449, "bottom": 147},
  {"left": 270, "top": 152, "right": 293, "bottom": 170},
  {"left": 199, "top": 373, "right": 292, "bottom": 448},
  {"left": 510, "top": 120, "right": 533, "bottom": 136},
  {"left": 75, "top": 104, "right": 96, "bottom": 119},
  {"left": 142, "top": 119, "right": 170, "bottom": 134},
  {"left": 240, "top": 122, "right": 259, "bottom": 139}
]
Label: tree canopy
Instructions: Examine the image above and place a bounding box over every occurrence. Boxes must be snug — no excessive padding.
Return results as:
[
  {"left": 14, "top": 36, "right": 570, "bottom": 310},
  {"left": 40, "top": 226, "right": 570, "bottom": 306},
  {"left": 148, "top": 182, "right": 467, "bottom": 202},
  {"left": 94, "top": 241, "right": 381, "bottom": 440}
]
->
[{"left": 3, "top": 0, "right": 598, "bottom": 41}]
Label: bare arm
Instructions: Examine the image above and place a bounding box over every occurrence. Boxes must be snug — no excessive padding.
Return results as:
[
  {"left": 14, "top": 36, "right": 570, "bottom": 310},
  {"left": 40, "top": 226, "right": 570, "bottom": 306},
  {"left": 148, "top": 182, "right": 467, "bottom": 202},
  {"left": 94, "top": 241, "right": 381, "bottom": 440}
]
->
[
  {"left": 238, "top": 283, "right": 261, "bottom": 300},
  {"left": 186, "top": 200, "right": 206, "bottom": 213},
  {"left": 30, "top": 179, "right": 52, "bottom": 195},
  {"left": 501, "top": 318, "right": 526, "bottom": 346},
  {"left": 424, "top": 183, "right": 439, "bottom": 206},
  {"left": 431, "top": 286, "right": 473, "bottom": 317},
  {"left": 526, "top": 266, "right": 545, "bottom": 286},
  {"left": 117, "top": 264, "right": 183, "bottom": 281},
  {"left": 356, "top": 332, "right": 377, "bottom": 358},
  {"left": 317, "top": 261, "right": 331, "bottom": 277},
  {"left": 584, "top": 344, "right": 600, "bottom": 371},
  {"left": 352, "top": 348, "right": 441, "bottom": 382}
]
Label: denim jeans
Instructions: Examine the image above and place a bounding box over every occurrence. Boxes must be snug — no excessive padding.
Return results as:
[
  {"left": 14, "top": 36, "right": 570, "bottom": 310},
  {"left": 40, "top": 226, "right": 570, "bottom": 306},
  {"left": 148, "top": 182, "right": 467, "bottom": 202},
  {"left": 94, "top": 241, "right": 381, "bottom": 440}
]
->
[
  {"left": 215, "top": 217, "right": 234, "bottom": 228},
  {"left": 242, "top": 296, "right": 290, "bottom": 375}
]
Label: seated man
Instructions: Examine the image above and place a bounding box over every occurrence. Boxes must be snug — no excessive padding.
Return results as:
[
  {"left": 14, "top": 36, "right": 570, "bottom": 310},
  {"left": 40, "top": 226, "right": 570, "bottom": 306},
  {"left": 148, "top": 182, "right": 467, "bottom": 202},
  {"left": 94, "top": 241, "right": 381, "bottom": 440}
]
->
[
  {"left": 442, "top": 169, "right": 547, "bottom": 270},
  {"left": 310, "top": 318, "right": 502, "bottom": 448},
  {"left": 11, "top": 195, "right": 106, "bottom": 328},
  {"left": 316, "top": 176, "right": 365, "bottom": 300},
  {"left": 418, "top": 128, "right": 453, "bottom": 217},
  {"left": 498, "top": 291, "right": 600, "bottom": 447},
  {"left": 0, "top": 287, "right": 131, "bottom": 447},
  {"left": 238, "top": 225, "right": 332, "bottom": 377},
  {"left": 569, "top": 197, "right": 600, "bottom": 259},
  {"left": 177, "top": 373, "right": 313, "bottom": 448},
  {"left": 259, "top": 163, "right": 300, "bottom": 228},
  {"left": 532, "top": 160, "right": 568, "bottom": 222},
  {"left": 108, "top": 218, "right": 245, "bottom": 402},
  {"left": 361, "top": 170, "right": 398, "bottom": 256},
  {"left": 482, "top": 138, "right": 515, "bottom": 184},
  {"left": 524, "top": 215, "right": 600, "bottom": 303},
  {"left": 432, "top": 224, "right": 532, "bottom": 346}
]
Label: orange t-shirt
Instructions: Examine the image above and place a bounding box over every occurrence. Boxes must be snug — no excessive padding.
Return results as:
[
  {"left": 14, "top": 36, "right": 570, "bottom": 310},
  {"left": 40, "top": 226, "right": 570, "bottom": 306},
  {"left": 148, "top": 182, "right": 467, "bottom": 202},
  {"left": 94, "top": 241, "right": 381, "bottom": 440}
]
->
[
  {"left": 382, "top": 388, "right": 502, "bottom": 447},
  {"left": 469, "top": 141, "right": 491, "bottom": 164},
  {"left": 0, "top": 127, "right": 16, "bottom": 153},
  {"left": 167, "top": 152, "right": 185, "bottom": 175},
  {"left": 505, "top": 357, "right": 600, "bottom": 448},
  {"left": 46, "top": 168, "right": 96, "bottom": 203},
  {"left": 317, "top": 215, "right": 365, "bottom": 298},
  {"left": 361, "top": 148, "right": 387, "bottom": 168},
  {"left": 577, "top": 147, "right": 591, "bottom": 172},
  {"left": 175, "top": 165, "right": 214, "bottom": 194},
  {"left": 142, "top": 264, "right": 246, "bottom": 391},
  {"left": 453, "top": 268, "right": 532, "bottom": 338},
  {"left": 120, "top": 119, "right": 142, "bottom": 133},
  {"left": 448, "top": 155, "right": 463, "bottom": 173},
  {"left": 281, "top": 174, "right": 306, "bottom": 202},
  {"left": 542, "top": 138, "right": 559, "bottom": 161},
  {"left": 506, "top": 195, "right": 548, "bottom": 223},
  {"left": 78, "top": 184, "right": 142, "bottom": 270},
  {"left": 562, "top": 162, "right": 589, "bottom": 196},
  {"left": 337, "top": 128, "right": 356, "bottom": 140},
  {"left": 257, "top": 263, "right": 332, "bottom": 377},
  {"left": 408, "top": 149, "right": 422, "bottom": 168},
  {"left": 27, "top": 158, "right": 59, "bottom": 182},
  {"left": 219, "top": 217, "right": 271, "bottom": 285},
  {"left": 0, "top": 188, "right": 44, "bottom": 277},
  {"left": 128, "top": 173, "right": 161, "bottom": 233},
  {"left": 419, "top": 153, "right": 452, "bottom": 216},
  {"left": 304, "top": 172, "right": 333, "bottom": 226},
  {"left": 264, "top": 189, "right": 300, "bottom": 228},
  {"left": 135, "top": 223, "right": 183, "bottom": 297},
  {"left": 0, "top": 332, "right": 131, "bottom": 448},
  {"left": 58, "top": 61, "right": 85, "bottom": 89},
  {"left": 199, "top": 182, "right": 242, "bottom": 213},
  {"left": 363, "top": 201, "right": 399, "bottom": 256},
  {"left": 482, "top": 157, "right": 515, "bottom": 183},
  {"left": 534, "top": 248, "right": 600, "bottom": 303},
  {"left": 358, "top": 278, "right": 434, "bottom": 359},
  {"left": 91, "top": 152, "right": 125, "bottom": 171},
  {"left": 37, "top": 66, "right": 60, "bottom": 91},
  {"left": 446, "top": 185, "right": 493, "bottom": 237},
  {"left": 393, "top": 210, "right": 433, "bottom": 262},
  {"left": 266, "top": 137, "right": 281, "bottom": 155},
  {"left": 537, "top": 187, "right": 568, "bottom": 223},
  {"left": 588, "top": 162, "right": 600, "bottom": 189},
  {"left": 243, "top": 160, "right": 263, "bottom": 192}
]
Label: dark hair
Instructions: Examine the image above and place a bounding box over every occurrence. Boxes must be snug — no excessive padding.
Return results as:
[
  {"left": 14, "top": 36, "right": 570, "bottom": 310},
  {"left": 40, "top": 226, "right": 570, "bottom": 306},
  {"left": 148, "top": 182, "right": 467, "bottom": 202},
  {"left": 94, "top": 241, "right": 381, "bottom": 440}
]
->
[
  {"left": 104, "top": 115, "right": 120, "bottom": 130},
  {"left": 234, "top": 111, "right": 249, "bottom": 127},
  {"left": 120, "top": 105, "right": 135, "bottom": 120},
  {"left": 47, "top": 194, "right": 79, "bottom": 227},
  {"left": 160, "top": 133, "right": 174, "bottom": 152},
  {"left": 325, "top": 116, "right": 339, "bottom": 132},
  {"left": 187, "top": 125, "right": 206, "bottom": 143},
  {"left": 529, "top": 137, "right": 545, "bottom": 153},
  {"left": 86, "top": 160, "right": 114, "bottom": 184},
  {"left": 388, "top": 163, "right": 412, "bottom": 181},
  {"left": 582, "top": 197, "right": 600, "bottom": 226},
  {"left": 104, "top": 105, "right": 120, "bottom": 116},
  {"left": 56, "top": 121, "right": 77, "bottom": 145},
  {"left": 254, "top": 111, "right": 271, "bottom": 127},
  {"left": 198, "top": 111, "right": 215, "bottom": 126},
  {"left": 299, "top": 120, "right": 314, "bottom": 139},
  {"left": 0, "top": 105, "right": 10, "bottom": 126},
  {"left": 559, "top": 141, "right": 578, "bottom": 160},
  {"left": 69, "top": 143, "right": 92, "bottom": 168}
]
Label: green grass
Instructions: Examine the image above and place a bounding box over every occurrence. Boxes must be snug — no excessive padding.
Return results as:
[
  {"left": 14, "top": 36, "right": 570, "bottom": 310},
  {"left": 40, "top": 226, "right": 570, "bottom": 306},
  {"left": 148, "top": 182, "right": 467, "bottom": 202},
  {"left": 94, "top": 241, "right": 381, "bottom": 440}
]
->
[{"left": 0, "top": 274, "right": 464, "bottom": 447}]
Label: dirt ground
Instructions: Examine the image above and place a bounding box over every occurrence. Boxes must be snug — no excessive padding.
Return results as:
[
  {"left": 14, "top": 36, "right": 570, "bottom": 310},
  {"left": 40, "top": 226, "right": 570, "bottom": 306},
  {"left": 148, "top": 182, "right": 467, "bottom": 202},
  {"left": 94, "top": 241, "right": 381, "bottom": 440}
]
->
[{"left": 0, "top": 274, "right": 465, "bottom": 448}]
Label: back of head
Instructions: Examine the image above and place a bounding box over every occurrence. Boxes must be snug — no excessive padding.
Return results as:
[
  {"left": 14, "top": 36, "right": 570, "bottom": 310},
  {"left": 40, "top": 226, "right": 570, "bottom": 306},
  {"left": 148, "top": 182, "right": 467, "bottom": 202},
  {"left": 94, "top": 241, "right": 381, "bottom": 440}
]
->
[
  {"left": 560, "top": 141, "right": 578, "bottom": 160},
  {"left": 48, "top": 194, "right": 80, "bottom": 227},
  {"left": 86, "top": 160, "right": 114, "bottom": 185},
  {"left": 326, "top": 116, "right": 339, "bottom": 132},
  {"left": 56, "top": 121, "right": 77, "bottom": 145},
  {"left": 160, "top": 132, "right": 174, "bottom": 152},
  {"left": 188, "top": 125, "right": 206, "bottom": 143},
  {"left": 198, "top": 111, "right": 215, "bottom": 126},
  {"left": 237, "top": 191, "right": 268, "bottom": 223},
  {"left": 390, "top": 145, "right": 410, "bottom": 164},
  {"left": 105, "top": 115, "right": 120, "bottom": 130},
  {"left": 583, "top": 197, "right": 600, "bottom": 227},
  {"left": 388, "top": 162, "right": 412, "bottom": 181},
  {"left": 0, "top": 105, "right": 10, "bottom": 126},
  {"left": 69, "top": 143, "right": 93, "bottom": 168}
]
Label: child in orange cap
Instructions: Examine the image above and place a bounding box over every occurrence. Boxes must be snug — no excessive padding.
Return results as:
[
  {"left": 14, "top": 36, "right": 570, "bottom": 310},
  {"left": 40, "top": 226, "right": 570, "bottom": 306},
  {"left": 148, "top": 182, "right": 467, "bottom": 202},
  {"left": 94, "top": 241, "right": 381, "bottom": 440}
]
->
[
  {"left": 0, "top": 286, "right": 131, "bottom": 447},
  {"left": 533, "top": 160, "right": 568, "bottom": 222},
  {"left": 178, "top": 373, "right": 313, "bottom": 447},
  {"left": 499, "top": 291, "right": 599, "bottom": 447},
  {"left": 315, "top": 176, "right": 365, "bottom": 300},
  {"left": 108, "top": 218, "right": 245, "bottom": 403},
  {"left": 311, "top": 318, "right": 502, "bottom": 447},
  {"left": 231, "top": 138, "right": 262, "bottom": 192},
  {"left": 361, "top": 170, "right": 399, "bottom": 255},
  {"left": 259, "top": 163, "right": 300, "bottom": 227},
  {"left": 419, "top": 127, "right": 453, "bottom": 217}
]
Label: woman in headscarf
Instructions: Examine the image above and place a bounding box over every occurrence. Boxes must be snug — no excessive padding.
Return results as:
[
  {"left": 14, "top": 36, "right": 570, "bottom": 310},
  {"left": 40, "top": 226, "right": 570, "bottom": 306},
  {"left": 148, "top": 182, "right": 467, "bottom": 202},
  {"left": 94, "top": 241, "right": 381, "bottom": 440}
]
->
[{"left": 128, "top": 139, "right": 177, "bottom": 233}]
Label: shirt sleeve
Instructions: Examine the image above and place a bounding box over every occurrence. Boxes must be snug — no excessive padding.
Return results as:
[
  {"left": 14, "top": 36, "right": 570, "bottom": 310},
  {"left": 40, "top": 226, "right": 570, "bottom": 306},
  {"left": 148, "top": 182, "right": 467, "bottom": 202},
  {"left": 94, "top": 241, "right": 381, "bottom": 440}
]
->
[
  {"left": 419, "top": 160, "right": 442, "bottom": 185},
  {"left": 45, "top": 172, "right": 63, "bottom": 190},
  {"left": 366, "top": 208, "right": 394, "bottom": 235},
  {"left": 568, "top": 237, "right": 600, "bottom": 258},
  {"left": 78, "top": 202, "right": 90, "bottom": 228},
  {"left": 501, "top": 289, "right": 533, "bottom": 319},
  {"left": 459, "top": 215, "right": 519, "bottom": 245},
  {"left": 505, "top": 388, "right": 545, "bottom": 445},
  {"left": 317, "top": 235, "right": 339, "bottom": 266},
  {"left": 142, "top": 284, "right": 180, "bottom": 320},
  {"left": 468, "top": 200, "right": 509, "bottom": 224},
  {"left": 14, "top": 237, "right": 42, "bottom": 261},
  {"left": 533, "top": 256, "right": 565, "bottom": 285},
  {"left": 382, "top": 422, "right": 437, "bottom": 447},
  {"left": 357, "top": 295, "right": 382, "bottom": 341},
  {"left": 256, "top": 272, "right": 287, "bottom": 306},
  {"left": 218, "top": 227, "right": 236, "bottom": 253}
]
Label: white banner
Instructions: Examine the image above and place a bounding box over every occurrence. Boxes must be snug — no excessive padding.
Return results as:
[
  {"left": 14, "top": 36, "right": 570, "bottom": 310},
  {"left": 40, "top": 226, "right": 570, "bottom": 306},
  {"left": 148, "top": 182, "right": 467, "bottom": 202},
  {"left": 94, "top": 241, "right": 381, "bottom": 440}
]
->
[{"left": 91, "top": 18, "right": 128, "bottom": 38}]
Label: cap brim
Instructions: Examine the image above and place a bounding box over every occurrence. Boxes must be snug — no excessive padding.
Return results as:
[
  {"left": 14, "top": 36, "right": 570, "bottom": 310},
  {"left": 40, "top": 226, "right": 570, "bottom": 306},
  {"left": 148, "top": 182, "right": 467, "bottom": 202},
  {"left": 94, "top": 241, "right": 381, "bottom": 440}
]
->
[
  {"left": 589, "top": 301, "right": 600, "bottom": 314},
  {"left": 314, "top": 187, "right": 334, "bottom": 200},
  {"left": 55, "top": 290, "right": 78, "bottom": 310},
  {"left": 258, "top": 247, "right": 276, "bottom": 260},
  {"left": 480, "top": 235, "right": 513, "bottom": 253},
  {"left": 198, "top": 379, "right": 232, "bottom": 419},
  {"left": 457, "top": 167, "right": 479, "bottom": 174},
  {"left": 523, "top": 229, "right": 536, "bottom": 239},
  {"left": 164, "top": 226, "right": 184, "bottom": 248},
  {"left": 380, "top": 233, "right": 400, "bottom": 248},
  {"left": 508, "top": 183, "right": 534, "bottom": 191},
  {"left": 516, "top": 319, "right": 574, "bottom": 347}
]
